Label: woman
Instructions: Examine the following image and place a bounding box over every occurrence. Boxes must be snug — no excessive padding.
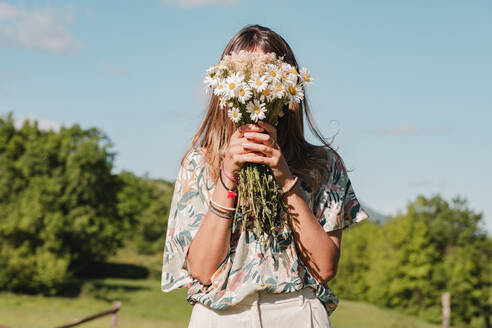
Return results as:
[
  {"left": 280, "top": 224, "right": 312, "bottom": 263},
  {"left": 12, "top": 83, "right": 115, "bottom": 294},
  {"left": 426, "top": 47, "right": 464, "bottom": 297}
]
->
[{"left": 161, "top": 24, "right": 369, "bottom": 328}]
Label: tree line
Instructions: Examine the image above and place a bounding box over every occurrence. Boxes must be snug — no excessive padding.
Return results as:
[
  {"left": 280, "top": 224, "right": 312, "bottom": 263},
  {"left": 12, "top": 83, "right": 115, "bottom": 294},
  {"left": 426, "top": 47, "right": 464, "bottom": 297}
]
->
[
  {"left": 331, "top": 195, "right": 492, "bottom": 327},
  {"left": 0, "top": 112, "right": 171, "bottom": 294},
  {"left": 1, "top": 111, "right": 491, "bottom": 327}
]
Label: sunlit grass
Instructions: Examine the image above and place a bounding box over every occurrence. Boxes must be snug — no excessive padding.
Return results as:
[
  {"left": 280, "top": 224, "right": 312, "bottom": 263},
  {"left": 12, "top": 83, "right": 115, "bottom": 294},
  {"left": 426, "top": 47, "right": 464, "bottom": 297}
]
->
[{"left": 0, "top": 246, "right": 441, "bottom": 328}]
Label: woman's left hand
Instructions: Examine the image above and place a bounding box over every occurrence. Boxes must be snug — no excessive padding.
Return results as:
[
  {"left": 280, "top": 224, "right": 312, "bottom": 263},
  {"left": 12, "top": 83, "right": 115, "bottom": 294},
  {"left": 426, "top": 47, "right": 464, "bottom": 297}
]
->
[{"left": 241, "top": 120, "right": 294, "bottom": 188}]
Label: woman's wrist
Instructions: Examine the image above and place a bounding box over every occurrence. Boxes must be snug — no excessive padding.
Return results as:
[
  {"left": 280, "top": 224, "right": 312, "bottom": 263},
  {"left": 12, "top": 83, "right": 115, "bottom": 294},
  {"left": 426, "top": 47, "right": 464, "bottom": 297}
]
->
[
  {"left": 221, "top": 162, "right": 239, "bottom": 185},
  {"left": 221, "top": 163, "right": 238, "bottom": 187},
  {"left": 281, "top": 175, "right": 299, "bottom": 195},
  {"left": 277, "top": 172, "right": 295, "bottom": 189},
  {"left": 218, "top": 165, "right": 238, "bottom": 199}
]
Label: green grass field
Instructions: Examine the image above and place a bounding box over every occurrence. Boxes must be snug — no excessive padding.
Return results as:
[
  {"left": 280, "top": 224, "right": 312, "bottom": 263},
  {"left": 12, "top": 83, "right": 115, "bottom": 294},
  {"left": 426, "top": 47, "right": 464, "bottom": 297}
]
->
[
  {"left": 0, "top": 247, "right": 441, "bottom": 328},
  {"left": 0, "top": 280, "right": 441, "bottom": 328}
]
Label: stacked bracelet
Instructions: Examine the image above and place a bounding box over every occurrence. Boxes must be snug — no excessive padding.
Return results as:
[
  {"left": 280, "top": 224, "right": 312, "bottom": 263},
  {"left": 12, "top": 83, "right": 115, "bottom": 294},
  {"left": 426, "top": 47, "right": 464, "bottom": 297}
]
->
[
  {"left": 210, "top": 197, "right": 236, "bottom": 211},
  {"left": 208, "top": 199, "right": 235, "bottom": 220},
  {"left": 281, "top": 175, "right": 299, "bottom": 196},
  {"left": 219, "top": 167, "right": 238, "bottom": 198}
]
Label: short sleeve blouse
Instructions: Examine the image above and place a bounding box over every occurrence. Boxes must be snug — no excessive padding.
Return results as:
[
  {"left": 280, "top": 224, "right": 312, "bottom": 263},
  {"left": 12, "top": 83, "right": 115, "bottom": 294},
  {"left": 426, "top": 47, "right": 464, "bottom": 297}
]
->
[{"left": 161, "top": 146, "right": 369, "bottom": 316}]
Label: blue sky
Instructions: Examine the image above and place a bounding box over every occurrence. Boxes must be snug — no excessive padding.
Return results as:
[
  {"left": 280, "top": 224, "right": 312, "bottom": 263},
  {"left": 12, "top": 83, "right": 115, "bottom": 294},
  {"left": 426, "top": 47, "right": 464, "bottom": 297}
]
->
[{"left": 1, "top": 0, "right": 491, "bottom": 233}]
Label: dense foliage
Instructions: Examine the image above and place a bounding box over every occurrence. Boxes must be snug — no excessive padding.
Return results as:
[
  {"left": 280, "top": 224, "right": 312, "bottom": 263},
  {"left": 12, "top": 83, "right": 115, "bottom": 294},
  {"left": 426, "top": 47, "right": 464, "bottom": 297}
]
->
[
  {"left": 1, "top": 111, "right": 491, "bottom": 327},
  {"left": 0, "top": 112, "right": 124, "bottom": 294},
  {"left": 0, "top": 112, "right": 172, "bottom": 295},
  {"left": 332, "top": 194, "right": 492, "bottom": 327},
  {"left": 116, "top": 170, "right": 173, "bottom": 254}
]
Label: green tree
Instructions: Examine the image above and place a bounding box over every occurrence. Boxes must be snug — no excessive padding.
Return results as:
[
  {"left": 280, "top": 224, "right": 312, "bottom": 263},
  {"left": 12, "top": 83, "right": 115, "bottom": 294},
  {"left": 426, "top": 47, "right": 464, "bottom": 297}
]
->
[
  {"left": 116, "top": 171, "right": 173, "bottom": 254},
  {"left": 0, "top": 112, "right": 125, "bottom": 294},
  {"left": 331, "top": 194, "right": 492, "bottom": 326}
]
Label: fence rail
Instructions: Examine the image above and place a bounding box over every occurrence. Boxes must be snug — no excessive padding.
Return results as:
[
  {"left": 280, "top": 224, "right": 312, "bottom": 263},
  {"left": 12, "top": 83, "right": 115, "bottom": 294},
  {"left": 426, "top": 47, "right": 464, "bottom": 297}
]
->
[{"left": 55, "top": 301, "right": 122, "bottom": 328}]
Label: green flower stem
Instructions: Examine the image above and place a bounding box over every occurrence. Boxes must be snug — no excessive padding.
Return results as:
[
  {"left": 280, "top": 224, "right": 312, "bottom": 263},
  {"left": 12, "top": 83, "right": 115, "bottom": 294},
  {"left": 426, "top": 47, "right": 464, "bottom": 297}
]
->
[{"left": 231, "top": 161, "right": 292, "bottom": 255}]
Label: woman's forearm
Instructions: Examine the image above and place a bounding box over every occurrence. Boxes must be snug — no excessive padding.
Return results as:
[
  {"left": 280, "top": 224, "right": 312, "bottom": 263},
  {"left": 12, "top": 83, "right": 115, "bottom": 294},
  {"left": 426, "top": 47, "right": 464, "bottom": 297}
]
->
[
  {"left": 185, "top": 176, "right": 236, "bottom": 285},
  {"left": 283, "top": 178, "right": 341, "bottom": 285}
]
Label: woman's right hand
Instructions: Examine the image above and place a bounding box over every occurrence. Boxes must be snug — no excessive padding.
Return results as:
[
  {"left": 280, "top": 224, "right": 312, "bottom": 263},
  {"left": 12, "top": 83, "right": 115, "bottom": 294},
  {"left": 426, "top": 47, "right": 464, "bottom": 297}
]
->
[{"left": 222, "top": 123, "right": 265, "bottom": 178}]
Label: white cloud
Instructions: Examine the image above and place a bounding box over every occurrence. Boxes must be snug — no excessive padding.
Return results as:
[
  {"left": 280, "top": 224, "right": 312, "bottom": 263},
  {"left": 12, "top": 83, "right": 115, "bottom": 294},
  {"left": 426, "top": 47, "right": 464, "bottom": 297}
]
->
[
  {"left": 0, "top": 2, "right": 81, "bottom": 54},
  {"left": 14, "top": 115, "right": 62, "bottom": 132},
  {"left": 161, "top": 0, "right": 239, "bottom": 9}
]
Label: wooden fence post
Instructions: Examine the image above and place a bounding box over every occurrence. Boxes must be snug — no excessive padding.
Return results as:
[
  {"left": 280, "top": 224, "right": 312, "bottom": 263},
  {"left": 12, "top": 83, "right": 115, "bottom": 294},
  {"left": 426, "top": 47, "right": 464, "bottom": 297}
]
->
[
  {"left": 111, "top": 301, "right": 120, "bottom": 328},
  {"left": 442, "top": 292, "right": 451, "bottom": 328}
]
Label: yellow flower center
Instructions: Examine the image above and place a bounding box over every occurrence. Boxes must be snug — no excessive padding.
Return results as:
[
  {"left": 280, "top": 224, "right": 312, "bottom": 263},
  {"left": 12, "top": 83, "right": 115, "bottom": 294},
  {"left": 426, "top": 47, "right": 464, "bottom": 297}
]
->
[
  {"left": 239, "top": 89, "right": 245, "bottom": 96},
  {"left": 228, "top": 82, "right": 236, "bottom": 90},
  {"left": 303, "top": 75, "right": 310, "bottom": 82},
  {"left": 233, "top": 112, "right": 238, "bottom": 118},
  {"left": 291, "top": 68, "right": 298, "bottom": 75},
  {"left": 254, "top": 107, "right": 261, "bottom": 114},
  {"left": 262, "top": 89, "right": 270, "bottom": 96},
  {"left": 270, "top": 71, "right": 277, "bottom": 77},
  {"left": 289, "top": 85, "right": 297, "bottom": 95},
  {"left": 218, "top": 84, "right": 223, "bottom": 89},
  {"left": 255, "top": 79, "right": 263, "bottom": 86},
  {"left": 275, "top": 84, "right": 282, "bottom": 91}
]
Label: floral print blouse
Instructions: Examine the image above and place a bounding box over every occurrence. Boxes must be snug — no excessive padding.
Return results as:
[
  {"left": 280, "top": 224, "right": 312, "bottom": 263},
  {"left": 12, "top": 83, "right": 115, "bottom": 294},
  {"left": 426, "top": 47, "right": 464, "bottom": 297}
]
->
[{"left": 161, "top": 146, "right": 369, "bottom": 316}]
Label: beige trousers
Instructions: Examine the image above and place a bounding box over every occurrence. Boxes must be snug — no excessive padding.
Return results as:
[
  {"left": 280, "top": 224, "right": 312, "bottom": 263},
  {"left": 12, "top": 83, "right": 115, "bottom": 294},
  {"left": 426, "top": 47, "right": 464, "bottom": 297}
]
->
[{"left": 188, "top": 287, "right": 332, "bottom": 328}]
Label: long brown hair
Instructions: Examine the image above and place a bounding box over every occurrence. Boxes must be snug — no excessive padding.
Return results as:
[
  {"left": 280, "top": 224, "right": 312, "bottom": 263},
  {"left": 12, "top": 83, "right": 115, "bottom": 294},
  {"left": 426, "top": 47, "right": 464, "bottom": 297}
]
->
[{"left": 182, "top": 24, "right": 346, "bottom": 193}]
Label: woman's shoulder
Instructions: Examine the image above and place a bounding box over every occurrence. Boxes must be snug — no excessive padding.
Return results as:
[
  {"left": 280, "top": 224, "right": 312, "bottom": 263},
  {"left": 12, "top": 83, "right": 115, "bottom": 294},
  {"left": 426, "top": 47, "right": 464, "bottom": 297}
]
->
[
  {"left": 182, "top": 146, "right": 206, "bottom": 168},
  {"left": 318, "top": 146, "right": 345, "bottom": 174},
  {"left": 309, "top": 146, "right": 339, "bottom": 178}
]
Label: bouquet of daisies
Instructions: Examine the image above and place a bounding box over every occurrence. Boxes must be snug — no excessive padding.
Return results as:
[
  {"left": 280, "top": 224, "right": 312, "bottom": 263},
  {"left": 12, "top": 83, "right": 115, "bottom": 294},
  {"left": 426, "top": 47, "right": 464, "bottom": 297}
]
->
[{"left": 203, "top": 50, "right": 313, "bottom": 252}]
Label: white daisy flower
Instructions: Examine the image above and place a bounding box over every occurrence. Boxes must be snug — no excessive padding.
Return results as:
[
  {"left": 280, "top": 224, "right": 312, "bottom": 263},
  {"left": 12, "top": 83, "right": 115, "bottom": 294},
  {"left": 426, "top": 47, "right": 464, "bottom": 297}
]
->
[
  {"left": 265, "top": 64, "right": 281, "bottom": 82},
  {"left": 272, "top": 82, "right": 285, "bottom": 99},
  {"left": 259, "top": 84, "right": 275, "bottom": 103},
  {"left": 246, "top": 99, "right": 267, "bottom": 122},
  {"left": 237, "top": 83, "right": 252, "bottom": 104},
  {"left": 280, "top": 63, "right": 299, "bottom": 85},
  {"left": 286, "top": 83, "right": 304, "bottom": 104},
  {"left": 219, "top": 97, "right": 227, "bottom": 109},
  {"left": 224, "top": 72, "right": 244, "bottom": 98},
  {"left": 280, "top": 71, "right": 297, "bottom": 86},
  {"left": 216, "top": 64, "right": 227, "bottom": 74},
  {"left": 281, "top": 62, "right": 292, "bottom": 73},
  {"left": 214, "top": 78, "right": 227, "bottom": 97},
  {"left": 228, "top": 107, "right": 242, "bottom": 123},
  {"left": 206, "top": 64, "right": 219, "bottom": 76},
  {"left": 300, "top": 67, "right": 314, "bottom": 86},
  {"left": 248, "top": 73, "right": 268, "bottom": 93},
  {"left": 204, "top": 74, "right": 219, "bottom": 90},
  {"left": 287, "top": 72, "right": 299, "bottom": 85},
  {"left": 289, "top": 66, "right": 299, "bottom": 76}
]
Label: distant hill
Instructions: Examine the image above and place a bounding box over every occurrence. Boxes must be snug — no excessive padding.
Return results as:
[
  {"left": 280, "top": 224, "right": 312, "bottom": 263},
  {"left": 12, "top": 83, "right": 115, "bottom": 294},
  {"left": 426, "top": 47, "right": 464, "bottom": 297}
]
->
[{"left": 360, "top": 202, "right": 389, "bottom": 224}]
